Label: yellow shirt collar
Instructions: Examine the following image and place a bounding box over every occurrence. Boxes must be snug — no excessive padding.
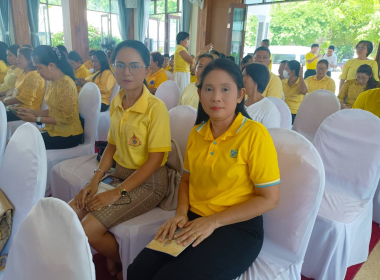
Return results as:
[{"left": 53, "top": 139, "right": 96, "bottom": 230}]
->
[{"left": 115, "top": 85, "right": 150, "bottom": 113}]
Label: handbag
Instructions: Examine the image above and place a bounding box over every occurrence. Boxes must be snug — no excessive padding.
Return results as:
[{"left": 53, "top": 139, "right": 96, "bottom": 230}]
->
[{"left": 0, "top": 189, "right": 14, "bottom": 271}]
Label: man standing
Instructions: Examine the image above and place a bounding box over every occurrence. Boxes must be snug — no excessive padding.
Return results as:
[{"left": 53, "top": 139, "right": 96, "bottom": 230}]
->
[
  {"left": 261, "top": 39, "right": 273, "bottom": 71},
  {"left": 305, "top": 43, "right": 322, "bottom": 79},
  {"left": 322, "top": 45, "right": 337, "bottom": 77}
]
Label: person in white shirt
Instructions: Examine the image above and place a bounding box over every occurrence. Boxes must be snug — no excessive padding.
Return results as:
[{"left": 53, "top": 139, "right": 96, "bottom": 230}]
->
[
  {"left": 322, "top": 45, "right": 338, "bottom": 77},
  {"left": 243, "top": 63, "right": 281, "bottom": 129}
]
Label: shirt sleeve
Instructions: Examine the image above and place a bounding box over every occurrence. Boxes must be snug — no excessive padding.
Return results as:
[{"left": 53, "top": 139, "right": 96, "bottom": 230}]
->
[
  {"left": 155, "top": 72, "right": 168, "bottom": 88},
  {"left": 305, "top": 77, "right": 311, "bottom": 93},
  {"left": 352, "top": 90, "right": 366, "bottom": 109},
  {"left": 333, "top": 55, "right": 338, "bottom": 66},
  {"left": 148, "top": 101, "right": 172, "bottom": 153},
  {"left": 183, "top": 127, "right": 196, "bottom": 173},
  {"left": 339, "top": 59, "right": 350, "bottom": 80},
  {"left": 264, "top": 74, "right": 283, "bottom": 99},
  {"left": 16, "top": 72, "right": 43, "bottom": 106},
  {"left": 52, "top": 82, "right": 79, "bottom": 125},
  {"left": 327, "top": 79, "right": 336, "bottom": 93},
  {"left": 107, "top": 98, "right": 117, "bottom": 145},
  {"left": 371, "top": 61, "right": 379, "bottom": 81},
  {"left": 98, "top": 71, "right": 116, "bottom": 99},
  {"left": 338, "top": 81, "right": 349, "bottom": 103}
]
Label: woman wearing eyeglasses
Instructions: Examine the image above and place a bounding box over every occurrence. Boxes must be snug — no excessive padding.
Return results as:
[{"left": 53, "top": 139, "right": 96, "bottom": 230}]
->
[
  {"left": 339, "top": 40, "right": 379, "bottom": 90},
  {"left": 70, "top": 40, "right": 171, "bottom": 279}
]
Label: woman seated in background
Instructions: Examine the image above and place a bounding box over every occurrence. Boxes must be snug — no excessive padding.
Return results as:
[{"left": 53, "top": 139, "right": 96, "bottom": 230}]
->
[
  {"left": 1, "top": 47, "right": 45, "bottom": 122},
  {"left": 70, "top": 40, "right": 171, "bottom": 279},
  {"left": 179, "top": 53, "right": 214, "bottom": 109},
  {"left": 83, "top": 50, "right": 96, "bottom": 70},
  {"left": 147, "top": 52, "right": 168, "bottom": 94},
  {"left": 162, "top": 54, "right": 170, "bottom": 70},
  {"left": 305, "top": 59, "right": 336, "bottom": 93},
  {"left": 339, "top": 40, "right": 379, "bottom": 90},
  {"left": 282, "top": 60, "right": 307, "bottom": 124},
  {"left": 77, "top": 50, "right": 116, "bottom": 112},
  {"left": 128, "top": 58, "right": 280, "bottom": 280},
  {"left": 338, "top": 64, "right": 380, "bottom": 109},
  {"left": 0, "top": 44, "right": 23, "bottom": 96},
  {"left": 16, "top": 46, "right": 83, "bottom": 150},
  {"left": 243, "top": 63, "right": 281, "bottom": 129},
  {"left": 0, "top": 41, "right": 9, "bottom": 84},
  {"left": 68, "top": 50, "right": 90, "bottom": 92}
]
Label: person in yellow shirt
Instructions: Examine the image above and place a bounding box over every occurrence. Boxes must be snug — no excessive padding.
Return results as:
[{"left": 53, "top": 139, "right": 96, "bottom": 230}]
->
[
  {"left": 339, "top": 40, "right": 379, "bottom": 90},
  {"left": 1, "top": 47, "right": 45, "bottom": 122},
  {"left": 147, "top": 52, "right": 167, "bottom": 94},
  {"left": 128, "top": 58, "right": 280, "bottom": 280},
  {"left": 304, "top": 44, "right": 322, "bottom": 79},
  {"left": 77, "top": 50, "right": 116, "bottom": 112},
  {"left": 0, "top": 44, "right": 23, "bottom": 96},
  {"left": 282, "top": 60, "right": 308, "bottom": 123},
  {"left": 174, "top": 32, "right": 193, "bottom": 92},
  {"left": 68, "top": 40, "right": 171, "bottom": 279},
  {"left": 278, "top": 60, "right": 287, "bottom": 80},
  {"left": 68, "top": 50, "right": 91, "bottom": 92},
  {"left": 162, "top": 53, "right": 170, "bottom": 69},
  {"left": 83, "top": 50, "right": 96, "bottom": 70},
  {"left": 338, "top": 64, "right": 380, "bottom": 109},
  {"left": 190, "top": 55, "right": 197, "bottom": 83},
  {"left": 15, "top": 46, "right": 83, "bottom": 150},
  {"left": 353, "top": 88, "right": 380, "bottom": 118},
  {"left": 253, "top": 46, "right": 283, "bottom": 99},
  {"left": 305, "top": 60, "right": 336, "bottom": 94},
  {"left": 179, "top": 53, "right": 214, "bottom": 109},
  {"left": 0, "top": 42, "right": 9, "bottom": 84}
]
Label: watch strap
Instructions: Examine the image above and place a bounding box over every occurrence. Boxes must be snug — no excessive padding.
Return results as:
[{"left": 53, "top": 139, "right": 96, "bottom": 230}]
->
[{"left": 36, "top": 116, "right": 42, "bottom": 126}]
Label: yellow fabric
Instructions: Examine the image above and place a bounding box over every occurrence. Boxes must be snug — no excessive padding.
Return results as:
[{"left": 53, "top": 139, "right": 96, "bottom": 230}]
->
[
  {"left": 75, "top": 65, "right": 90, "bottom": 92},
  {"left": 0, "top": 60, "right": 8, "bottom": 84},
  {"left": 174, "top": 45, "right": 190, "bottom": 73},
  {"left": 147, "top": 68, "right": 168, "bottom": 89},
  {"left": 339, "top": 59, "right": 379, "bottom": 81},
  {"left": 338, "top": 79, "right": 367, "bottom": 107},
  {"left": 86, "top": 70, "right": 115, "bottom": 106},
  {"left": 183, "top": 113, "right": 280, "bottom": 217},
  {"left": 262, "top": 71, "right": 283, "bottom": 99},
  {"left": 109, "top": 64, "right": 114, "bottom": 73},
  {"left": 190, "top": 74, "right": 197, "bottom": 83},
  {"left": 353, "top": 88, "right": 380, "bottom": 118},
  {"left": 43, "top": 75, "right": 83, "bottom": 137},
  {"left": 163, "top": 64, "right": 173, "bottom": 72},
  {"left": 83, "top": 60, "right": 93, "bottom": 70},
  {"left": 305, "top": 53, "right": 318, "bottom": 70},
  {"left": 0, "top": 66, "right": 23, "bottom": 92},
  {"left": 179, "top": 82, "right": 198, "bottom": 109},
  {"left": 282, "top": 78, "right": 304, "bottom": 114},
  {"left": 108, "top": 86, "right": 172, "bottom": 169},
  {"left": 268, "top": 54, "right": 273, "bottom": 71},
  {"left": 15, "top": 71, "right": 45, "bottom": 110},
  {"left": 305, "top": 75, "right": 336, "bottom": 94}
]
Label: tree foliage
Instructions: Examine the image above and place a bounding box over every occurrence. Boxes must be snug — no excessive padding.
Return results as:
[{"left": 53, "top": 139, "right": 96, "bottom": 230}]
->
[{"left": 245, "top": 15, "right": 258, "bottom": 48}]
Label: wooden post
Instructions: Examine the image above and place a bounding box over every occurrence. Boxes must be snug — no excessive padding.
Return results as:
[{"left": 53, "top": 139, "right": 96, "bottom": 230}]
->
[
  {"left": 196, "top": 0, "right": 211, "bottom": 53},
  {"left": 10, "top": 0, "right": 31, "bottom": 46}
]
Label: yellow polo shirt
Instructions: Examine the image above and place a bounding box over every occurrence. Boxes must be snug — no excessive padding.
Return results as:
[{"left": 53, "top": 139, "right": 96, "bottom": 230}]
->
[
  {"left": 86, "top": 70, "right": 115, "bottom": 105},
  {"left": 163, "top": 64, "right": 173, "bottom": 72},
  {"left": 108, "top": 86, "right": 172, "bottom": 169},
  {"left": 268, "top": 54, "right": 273, "bottom": 71},
  {"left": 305, "top": 53, "right": 318, "bottom": 70},
  {"left": 75, "top": 64, "right": 90, "bottom": 92},
  {"left": 190, "top": 74, "right": 197, "bottom": 83},
  {"left": 305, "top": 75, "right": 336, "bottom": 94},
  {"left": 353, "top": 88, "right": 380, "bottom": 118},
  {"left": 83, "top": 60, "right": 93, "bottom": 70},
  {"left": 174, "top": 45, "right": 190, "bottom": 73},
  {"left": 183, "top": 113, "right": 280, "bottom": 217},
  {"left": 262, "top": 71, "right": 283, "bottom": 99},
  {"left": 339, "top": 59, "right": 379, "bottom": 81},
  {"left": 179, "top": 82, "right": 199, "bottom": 109},
  {"left": 282, "top": 78, "right": 304, "bottom": 114},
  {"left": 147, "top": 68, "right": 168, "bottom": 89},
  {"left": 338, "top": 79, "right": 367, "bottom": 108},
  {"left": 0, "top": 60, "right": 8, "bottom": 84}
]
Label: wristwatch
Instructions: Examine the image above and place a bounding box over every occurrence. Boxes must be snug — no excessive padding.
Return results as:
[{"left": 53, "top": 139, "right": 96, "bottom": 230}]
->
[
  {"left": 36, "top": 116, "right": 43, "bottom": 126},
  {"left": 94, "top": 168, "right": 106, "bottom": 176},
  {"left": 119, "top": 184, "right": 128, "bottom": 197}
]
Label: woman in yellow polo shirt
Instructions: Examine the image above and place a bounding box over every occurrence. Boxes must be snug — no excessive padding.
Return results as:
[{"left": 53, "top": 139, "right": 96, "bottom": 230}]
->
[
  {"left": 68, "top": 50, "right": 90, "bottom": 92},
  {"left": 147, "top": 52, "right": 167, "bottom": 94},
  {"left": 1, "top": 47, "right": 45, "bottom": 122},
  {"left": 174, "top": 32, "right": 193, "bottom": 92},
  {"left": 0, "top": 42, "right": 9, "bottom": 84},
  {"left": 353, "top": 87, "right": 380, "bottom": 118},
  {"left": 128, "top": 59, "right": 280, "bottom": 280},
  {"left": 305, "top": 59, "right": 336, "bottom": 94},
  {"left": 0, "top": 44, "right": 23, "bottom": 96},
  {"left": 338, "top": 64, "right": 380, "bottom": 109},
  {"left": 70, "top": 40, "right": 171, "bottom": 279},
  {"left": 282, "top": 60, "right": 308, "bottom": 124},
  {"left": 15, "top": 46, "right": 83, "bottom": 150}
]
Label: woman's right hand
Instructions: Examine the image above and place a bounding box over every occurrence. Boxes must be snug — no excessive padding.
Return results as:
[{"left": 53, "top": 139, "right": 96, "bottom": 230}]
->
[
  {"left": 14, "top": 107, "right": 32, "bottom": 114},
  {"left": 74, "top": 180, "right": 99, "bottom": 210},
  {"left": 155, "top": 214, "right": 189, "bottom": 242}
]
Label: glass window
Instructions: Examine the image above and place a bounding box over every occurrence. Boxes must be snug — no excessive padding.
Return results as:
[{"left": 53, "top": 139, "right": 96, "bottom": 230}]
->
[
  {"left": 156, "top": 0, "right": 165, "bottom": 14},
  {"left": 167, "top": 0, "right": 178, "bottom": 13},
  {"left": 272, "top": 54, "right": 296, "bottom": 64},
  {"left": 38, "top": 0, "right": 64, "bottom": 46}
]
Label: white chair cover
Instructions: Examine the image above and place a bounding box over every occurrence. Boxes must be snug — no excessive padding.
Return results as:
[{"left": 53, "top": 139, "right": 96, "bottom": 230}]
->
[
  {"left": 0, "top": 123, "right": 47, "bottom": 256},
  {"left": 169, "top": 105, "right": 197, "bottom": 157},
  {"left": 46, "top": 82, "right": 101, "bottom": 195},
  {"left": 235, "top": 128, "right": 325, "bottom": 280},
  {"left": 3, "top": 198, "right": 95, "bottom": 280},
  {"left": 0, "top": 104, "right": 6, "bottom": 167},
  {"left": 293, "top": 89, "right": 340, "bottom": 142},
  {"left": 155, "top": 80, "right": 180, "bottom": 111},
  {"left": 302, "top": 109, "right": 380, "bottom": 280},
  {"left": 166, "top": 71, "right": 174, "bottom": 81},
  {"left": 97, "top": 82, "right": 119, "bottom": 141},
  {"left": 89, "top": 68, "right": 94, "bottom": 74},
  {"left": 373, "top": 180, "right": 380, "bottom": 224},
  {"left": 266, "top": 97, "right": 292, "bottom": 130}
]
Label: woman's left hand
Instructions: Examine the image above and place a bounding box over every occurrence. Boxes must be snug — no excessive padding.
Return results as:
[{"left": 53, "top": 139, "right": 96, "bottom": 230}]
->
[
  {"left": 16, "top": 111, "right": 37, "bottom": 122},
  {"left": 174, "top": 216, "right": 218, "bottom": 247},
  {"left": 86, "top": 189, "right": 120, "bottom": 211}
]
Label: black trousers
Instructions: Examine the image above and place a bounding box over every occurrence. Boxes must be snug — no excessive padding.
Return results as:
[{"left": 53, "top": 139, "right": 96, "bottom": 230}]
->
[
  {"left": 6, "top": 111, "right": 21, "bottom": 122},
  {"left": 304, "top": 69, "right": 316, "bottom": 79},
  {"left": 326, "top": 71, "right": 331, "bottom": 77},
  {"left": 127, "top": 211, "right": 264, "bottom": 280},
  {"left": 41, "top": 132, "right": 83, "bottom": 150},
  {"left": 100, "top": 103, "right": 109, "bottom": 112}
]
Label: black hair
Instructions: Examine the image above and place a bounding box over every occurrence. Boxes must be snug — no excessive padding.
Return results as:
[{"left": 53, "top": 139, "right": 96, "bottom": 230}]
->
[
  {"left": 253, "top": 46, "right": 271, "bottom": 57},
  {"left": 317, "top": 59, "right": 329, "bottom": 69},
  {"left": 328, "top": 45, "right": 335, "bottom": 51},
  {"left": 261, "top": 39, "right": 270, "bottom": 47},
  {"left": 68, "top": 50, "right": 83, "bottom": 64},
  {"left": 89, "top": 50, "right": 97, "bottom": 56},
  {"left": 151, "top": 52, "right": 164, "bottom": 68},
  {"left": 210, "top": 50, "right": 221, "bottom": 58},
  {"left": 225, "top": 56, "right": 235, "bottom": 62},
  {"left": 32, "top": 45, "right": 75, "bottom": 80},
  {"left": 22, "top": 44, "right": 33, "bottom": 49},
  {"left": 7, "top": 44, "right": 20, "bottom": 57},
  {"left": 245, "top": 63, "right": 270, "bottom": 94},
  {"left": 176, "top": 32, "right": 190, "bottom": 45},
  {"left": 357, "top": 64, "right": 380, "bottom": 90},
  {"left": 287, "top": 60, "right": 300, "bottom": 77},
  {"left": 164, "top": 53, "right": 170, "bottom": 58},
  {"left": 170, "top": 55, "right": 174, "bottom": 59},
  {"left": 195, "top": 53, "right": 214, "bottom": 66},
  {"left": 280, "top": 60, "right": 288, "bottom": 64},
  {"left": 0, "top": 42, "right": 8, "bottom": 64},
  {"left": 311, "top": 44, "right": 319, "bottom": 49},
  {"left": 195, "top": 59, "right": 251, "bottom": 125},
  {"left": 92, "top": 50, "right": 112, "bottom": 81},
  {"left": 56, "top": 45, "right": 68, "bottom": 55},
  {"left": 18, "top": 48, "right": 36, "bottom": 70},
  {"left": 356, "top": 40, "right": 373, "bottom": 57},
  {"left": 241, "top": 55, "right": 253, "bottom": 65}
]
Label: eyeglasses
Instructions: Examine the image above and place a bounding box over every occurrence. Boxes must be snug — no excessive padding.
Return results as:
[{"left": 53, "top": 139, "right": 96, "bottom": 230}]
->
[
  {"left": 113, "top": 62, "right": 147, "bottom": 76},
  {"left": 356, "top": 46, "right": 366, "bottom": 50},
  {"left": 316, "top": 67, "right": 327, "bottom": 71}
]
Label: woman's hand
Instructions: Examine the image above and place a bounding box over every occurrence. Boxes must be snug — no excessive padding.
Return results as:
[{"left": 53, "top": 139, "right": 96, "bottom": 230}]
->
[
  {"left": 299, "top": 64, "right": 304, "bottom": 77},
  {"left": 341, "top": 103, "right": 347, "bottom": 109},
  {"left": 74, "top": 180, "right": 99, "bottom": 210},
  {"left": 14, "top": 107, "right": 32, "bottom": 114},
  {"left": 155, "top": 214, "right": 189, "bottom": 242},
  {"left": 77, "top": 78, "right": 87, "bottom": 87},
  {"left": 16, "top": 111, "right": 37, "bottom": 122},
  {"left": 86, "top": 188, "right": 120, "bottom": 211}
]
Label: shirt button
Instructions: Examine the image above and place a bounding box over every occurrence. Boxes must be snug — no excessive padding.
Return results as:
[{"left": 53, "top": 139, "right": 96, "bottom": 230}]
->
[
  {"left": 213, "top": 142, "right": 217, "bottom": 145},
  {"left": 210, "top": 152, "right": 214, "bottom": 155}
]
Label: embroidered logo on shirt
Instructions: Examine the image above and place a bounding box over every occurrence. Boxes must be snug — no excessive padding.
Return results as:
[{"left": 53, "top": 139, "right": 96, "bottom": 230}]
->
[
  {"left": 128, "top": 134, "right": 142, "bottom": 147},
  {"left": 150, "top": 80, "right": 155, "bottom": 85},
  {"left": 230, "top": 149, "right": 238, "bottom": 158}
]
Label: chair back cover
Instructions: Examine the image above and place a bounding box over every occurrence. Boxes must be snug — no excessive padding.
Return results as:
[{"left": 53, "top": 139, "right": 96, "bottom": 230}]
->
[
  {"left": 0, "top": 123, "right": 47, "bottom": 255},
  {"left": 293, "top": 90, "right": 340, "bottom": 142},
  {"left": 0, "top": 104, "right": 6, "bottom": 167},
  {"left": 3, "top": 198, "right": 95, "bottom": 280},
  {"left": 267, "top": 97, "right": 292, "bottom": 130},
  {"left": 108, "top": 82, "right": 119, "bottom": 111},
  {"left": 263, "top": 128, "right": 325, "bottom": 264},
  {"left": 169, "top": 105, "right": 197, "bottom": 157},
  {"left": 166, "top": 71, "right": 174, "bottom": 80},
  {"left": 79, "top": 82, "right": 101, "bottom": 146},
  {"left": 314, "top": 109, "right": 380, "bottom": 200},
  {"left": 156, "top": 80, "right": 180, "bottom": 111}
]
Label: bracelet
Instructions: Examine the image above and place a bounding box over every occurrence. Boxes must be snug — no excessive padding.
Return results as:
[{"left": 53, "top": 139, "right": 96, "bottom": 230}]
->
[{"left": 94, "top": 168, "right": 106, "bottom": 176}]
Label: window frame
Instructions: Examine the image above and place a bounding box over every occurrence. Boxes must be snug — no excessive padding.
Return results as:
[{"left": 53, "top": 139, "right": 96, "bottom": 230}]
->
[{"left": 39, "top": 0, "right": 62, "bottom": 45}]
